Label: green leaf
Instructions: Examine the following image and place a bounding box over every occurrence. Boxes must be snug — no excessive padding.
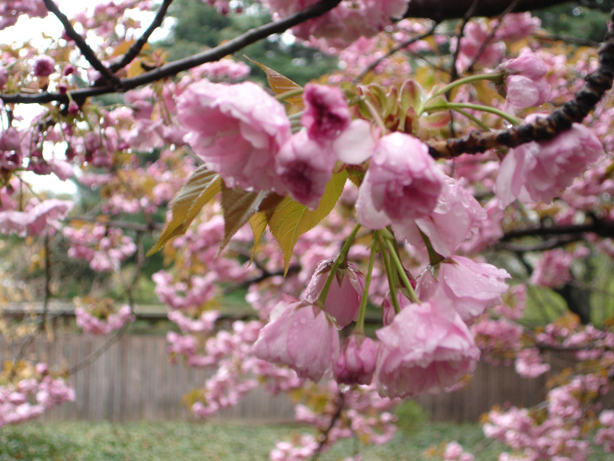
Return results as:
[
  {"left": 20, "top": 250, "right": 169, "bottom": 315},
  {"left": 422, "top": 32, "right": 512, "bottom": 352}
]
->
[
  {"left": 248, "top": 193, "right": 285, "bottom": 262},
  {"left": 219, "top": 185, "right": 269, "bottom": 257},
  {"left": 147, "top": 167, "right": 221, "bottom": 256},
  {"left": 244, "top": 56, "right": 304, "bottom": 106},
  {"left": 269, "top": 171, "right": 347, "bottom": 275}
]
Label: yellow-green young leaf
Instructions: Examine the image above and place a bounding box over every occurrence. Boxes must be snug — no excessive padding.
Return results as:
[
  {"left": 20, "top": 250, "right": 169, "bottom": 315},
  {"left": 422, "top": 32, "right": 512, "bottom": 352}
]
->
[
  {"left": 244, "top": 56, "right": 304, "bottom": 106},
  {"left": 219, "top": 185, "right": 269, "bottom": 257},
  {"left": 248, "top": 193, "right": 285, "bottom": 261},
  {"left": 147, "top": 167, "right": 221, "bottom": 256},
  {"left": 269, "top": 171, "right": 347, "bottom": 275}
]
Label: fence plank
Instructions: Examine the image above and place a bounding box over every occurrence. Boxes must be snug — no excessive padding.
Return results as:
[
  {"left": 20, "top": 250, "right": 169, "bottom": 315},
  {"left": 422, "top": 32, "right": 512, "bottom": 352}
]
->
[{"left": 1, "top": 334, "right": 607, "bottom": 423}]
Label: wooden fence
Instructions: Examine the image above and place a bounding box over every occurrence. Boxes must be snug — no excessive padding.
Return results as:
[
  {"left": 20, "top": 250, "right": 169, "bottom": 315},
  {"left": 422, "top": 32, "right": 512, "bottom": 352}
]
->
[{"left": 1, "top": 334, "right": 606, "bottom": 423}]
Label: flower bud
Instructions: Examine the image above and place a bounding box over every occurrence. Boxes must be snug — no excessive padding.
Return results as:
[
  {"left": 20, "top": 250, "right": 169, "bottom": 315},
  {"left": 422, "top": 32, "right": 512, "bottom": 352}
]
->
[{"left": 333, "top": 334, "right": 378, "bottom": 385}]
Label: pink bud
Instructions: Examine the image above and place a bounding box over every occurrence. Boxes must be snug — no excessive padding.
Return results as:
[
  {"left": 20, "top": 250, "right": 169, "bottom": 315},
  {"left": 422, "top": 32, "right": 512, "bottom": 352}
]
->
[
  {"left": 33, "top": 55, "right": 55, "bottom": 77},
  {"left": 303, "top": 258, "right": 364, "bottom": 328},
  {"left": 333, "top": 334, "right": 378, "bottom": 385}
]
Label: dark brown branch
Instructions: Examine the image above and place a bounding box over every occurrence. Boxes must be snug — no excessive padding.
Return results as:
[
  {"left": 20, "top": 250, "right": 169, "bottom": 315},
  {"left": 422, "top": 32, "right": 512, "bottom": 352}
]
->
[
  {"left": 501, "top": 220, "right": 614, "bottom": 240},
  {"left": 404, "top": 0, "right": 572, "bottom": 20},
  {"left": 1, "top": 0, "right": 342, "bottom": 105},
  {"left": 109, "top": 0, "right": 174, "bottom": 73},
  {"left": 498, "top": 236, "right": 582, "bottom": 252},
  {"left": 428, "top": 7, "right": 614, "bottom": 158},
  {"left": 352, "top": 21, "right": 439, "bottom": 84},
  {"left": 42, "top": 0, "right": 121, "bottom": 89}
]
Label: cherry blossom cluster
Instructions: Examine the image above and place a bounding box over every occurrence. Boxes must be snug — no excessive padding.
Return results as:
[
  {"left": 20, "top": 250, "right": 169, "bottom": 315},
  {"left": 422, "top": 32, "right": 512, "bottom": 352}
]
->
[
  {"left": 0, "top": 363, "right": 74, "bottom": 427},
  {"left": 484, "top": 373, "right": 610, "bottom": 461},
  {"left": 74, "top": 299, "right": 134, "bottom": 335},
  {"left": 64, "top": 223, "right": 137, "bottom": 272}
]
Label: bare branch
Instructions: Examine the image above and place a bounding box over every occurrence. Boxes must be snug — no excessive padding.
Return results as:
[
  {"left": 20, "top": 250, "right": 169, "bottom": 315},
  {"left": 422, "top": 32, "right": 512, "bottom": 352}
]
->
[
  {"left": 404, "top": 0, "right": 574, "bottom": 20},
  {"left": 502, "top": 219, "right": 614, "bottom": 241},
  {"left": 42, "top": 0, "right": 121, "bottom": 89},
  {"left": 109, "top": 0, "right": 174, "bottom": 73},
  {"left": 1, "top": 0, "right": 342, "bottom": 105}
]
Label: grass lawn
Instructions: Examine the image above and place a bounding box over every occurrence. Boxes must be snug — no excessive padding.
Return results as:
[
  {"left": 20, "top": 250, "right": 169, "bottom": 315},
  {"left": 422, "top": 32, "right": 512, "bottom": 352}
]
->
[
  {"left": 0, "top": 420, "right": 609, "bottom": 461},
  {"left": 0, "top": 420, "right": 497, "bottom": 461}
]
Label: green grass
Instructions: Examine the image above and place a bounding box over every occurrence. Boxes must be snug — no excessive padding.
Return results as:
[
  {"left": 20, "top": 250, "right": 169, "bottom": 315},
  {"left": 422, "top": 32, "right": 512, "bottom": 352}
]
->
[
  {"left": 0, "top": 420, "right": 497, "bottom": 461},
  {"left": 0, "top": 420, "right": 610, "bottom": 461}
]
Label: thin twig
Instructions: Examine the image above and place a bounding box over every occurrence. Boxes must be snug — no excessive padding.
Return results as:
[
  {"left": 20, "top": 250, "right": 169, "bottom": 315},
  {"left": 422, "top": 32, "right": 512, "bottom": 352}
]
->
[
  {"left": 450, "top": 0, "right": 481, "bottom": 82},
  {"left": 222, "top": 265, "right": 301, "bottom": 295},
  {"left": 2, "top": 0, "right": 342, "bottom": 104},
  {"left": 66, "top": 215, "right": 163, "bottom": 232},
  {"left": 42, "top": 0, "right": 121, "bottom": 89},
  {"left": 311, "top": 390, "right": 345, "bottom": 461},
  {"left": 466, "top": 0, "right": 519, "bottom": 73},
  {"left": 109, "top": 0, "right": 174, "bottom": 73},
  {"left": 535, "top": 32, "right": 601, "bottom": 48},
  {"left": 353, "top": 21, "right": 439, "bottom": 84}
]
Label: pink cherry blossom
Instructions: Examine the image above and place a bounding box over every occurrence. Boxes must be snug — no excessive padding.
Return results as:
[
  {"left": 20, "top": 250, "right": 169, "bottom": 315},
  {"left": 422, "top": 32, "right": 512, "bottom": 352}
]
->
[
  {"left": 496, "top": 120, "right": 604, "bottom": 207},
  {"left": 394, "top": 177, "right": 486, "bottom": 257},
  {"left": 177, "top": 80, "right": 291, "bottom": 193},
  {"left": 375, "top": 301, "right": 480, "bottom": 398},
  {"left": 333, "top": 334, "right": 378, "bottom": 385},
  {"left": 303, "top": 258, "right": 364, "bottom": 328},
  {"left": 275, "top": 131, "right": 336, "bottom": 210},
  {"left": 302, "top": 83, "right": 351, "bottom": 142},
  {"left": 356, "top": 132, "right": 444, "bottom": 230},
  {"left": 253, "top": 298, "right": 340, "bottom": 382},
  {"left": 499, "top": 51, "right": 551, "bottom": 109},
  {"left": 417, "top": 256, "right": 510, "bottom": 324},
  {"left": 495, "top": 13, "right": 541, "bottom": 42}
]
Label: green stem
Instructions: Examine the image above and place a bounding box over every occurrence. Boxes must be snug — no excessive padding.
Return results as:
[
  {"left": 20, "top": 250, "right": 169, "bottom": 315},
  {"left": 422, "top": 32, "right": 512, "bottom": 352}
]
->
[
  {"left": 363, "top": 99, "right": 387, "bottom": 134},
  {"left": 385, "top": 239, "right": 419, "bottom": 304},
  {"left": 423, "top": 102, "right": 521, "bottom": 126},
  {"left": 378, "top": 233, "right": 401, "bottom": 315},
  {"left": 318, "top": 224, "right": 361, "bottom": 308},
  {"left": 450, "top": 107, "right": 491, "bottom": 132},
  {"left": 354, "top": 235, "right": 377, "bottom": 334},
  {"left": 275, "top": 88, "right": 304, "bottom": 102},
  {"left": 427, "top": 73, "right": 504, "bottom": 100}
]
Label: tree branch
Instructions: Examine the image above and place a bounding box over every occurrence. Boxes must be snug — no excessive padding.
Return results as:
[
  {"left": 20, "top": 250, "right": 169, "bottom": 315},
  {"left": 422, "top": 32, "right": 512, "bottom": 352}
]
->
[
  {"left": 42, "top": 0, "right": 121, "bottom": 89},
  {"left": 427, "top": 6, "right": 614, "bottom": 158},
  {"left": 404, "top": 0, "right": 573, "bottom": 20},
  {"left": 109, "top": 0, "right": 174, "bottom": 73},
  {"left": 501, "top": 219, "right": 614, "bottom": 240},
  {"left": 1, "top": 0, "right": 342, "bottom": 105}
]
